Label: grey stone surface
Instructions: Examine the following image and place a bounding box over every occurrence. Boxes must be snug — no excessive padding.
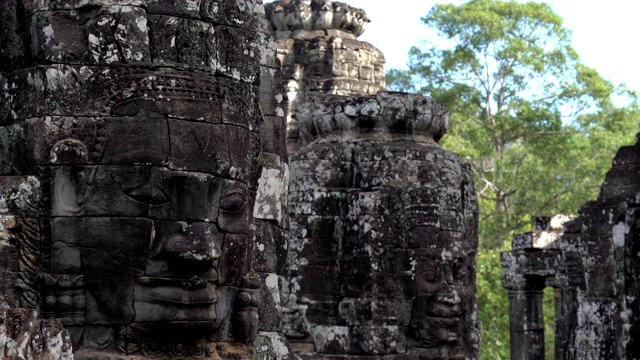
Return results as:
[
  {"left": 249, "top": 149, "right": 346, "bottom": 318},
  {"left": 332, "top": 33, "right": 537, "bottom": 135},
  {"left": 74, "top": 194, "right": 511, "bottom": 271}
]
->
[
  {"left": 265, "top": 0, "right": 386, "bottom": 153},
  {"left": 0, "top": 294, "right": 74, "bottom": 359},
  {"left": 264, "top": 2, "right": 480, "bottom": 358},
  {"left": 0, "top": 0, "right": 292, "bottom": 358}
]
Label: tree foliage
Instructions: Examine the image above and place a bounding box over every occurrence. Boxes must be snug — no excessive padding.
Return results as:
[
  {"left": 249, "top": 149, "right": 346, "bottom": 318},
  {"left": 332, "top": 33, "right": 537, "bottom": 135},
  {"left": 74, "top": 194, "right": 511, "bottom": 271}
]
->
[
  {"left": 387, "top": 0, "right": 640, "bottom": 247},
  {"left": 387, "top": 0, "right": 640, "bottom": 358},
  {"left": 475, "top": 247, "right": 509, "bottom": 359}
]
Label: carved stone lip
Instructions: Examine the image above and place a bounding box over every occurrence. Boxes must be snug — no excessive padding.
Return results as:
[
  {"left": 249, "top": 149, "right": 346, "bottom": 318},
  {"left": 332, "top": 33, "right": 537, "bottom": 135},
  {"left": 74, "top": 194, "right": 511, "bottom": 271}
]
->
[
  {"left": 424, "top": 305, "right": 464, "bottom": 320},
  {"left": 135, "top": 278, "right": 217, "bottom": 305},
  {"left": 423, "top": 315, "right": 462, "bottom": 327},
  {"left": 135, "top": 276, "right": 212, "bottom": 288}
]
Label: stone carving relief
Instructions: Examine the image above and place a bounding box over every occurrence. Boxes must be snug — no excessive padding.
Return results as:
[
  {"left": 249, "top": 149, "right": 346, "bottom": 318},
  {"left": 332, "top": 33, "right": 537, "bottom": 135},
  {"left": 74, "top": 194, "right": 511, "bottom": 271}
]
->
[
  {"left": 1, "top": 295, "right": 74, "bottom": 359},
  {"left": 265, "top": 0, "right": 386, "bottom": 153},
  {"left": 264, "top": 1, "right": 481, "bottom": 358}
]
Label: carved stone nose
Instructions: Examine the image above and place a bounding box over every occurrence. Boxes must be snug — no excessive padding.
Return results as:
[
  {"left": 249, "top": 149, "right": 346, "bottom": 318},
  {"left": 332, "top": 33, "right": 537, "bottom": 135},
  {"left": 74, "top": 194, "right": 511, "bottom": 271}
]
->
[
  {"left": 153, "top": 221, "right": 223, "bottom": 261},
  {"left": 437, "top": 291, "right": 461, "bottom": 305}
]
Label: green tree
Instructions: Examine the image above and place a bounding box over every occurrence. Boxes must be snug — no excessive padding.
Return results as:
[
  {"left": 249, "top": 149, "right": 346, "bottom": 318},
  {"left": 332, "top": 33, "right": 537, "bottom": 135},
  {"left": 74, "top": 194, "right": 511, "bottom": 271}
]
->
[
  {"left": 475, "top": 247, "right": 509, "bottom": 359},
  {"left": 387, "top": 0, "right": 640, "bottom": 247},
  {"left": 387, "top": 1, "right": 640, "bottom": 358}
]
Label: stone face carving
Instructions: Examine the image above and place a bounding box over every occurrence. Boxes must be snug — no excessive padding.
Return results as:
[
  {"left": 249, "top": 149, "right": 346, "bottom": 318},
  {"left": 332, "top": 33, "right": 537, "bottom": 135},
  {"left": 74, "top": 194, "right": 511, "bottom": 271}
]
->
[
  {"left": 1, "top": 1, "right": 294, "bottom": 358},
  {"left": 266, "top": 1, "right": 481, "bottom": 358},
  {"left": 283, "top": 93, "right": 481, "bottom": 359},
  {"left": 265, "top": 0, "right": 386, "bottom": 153},
  {"left": 502, "top": 135, "right": 640, "bottom": 359}
]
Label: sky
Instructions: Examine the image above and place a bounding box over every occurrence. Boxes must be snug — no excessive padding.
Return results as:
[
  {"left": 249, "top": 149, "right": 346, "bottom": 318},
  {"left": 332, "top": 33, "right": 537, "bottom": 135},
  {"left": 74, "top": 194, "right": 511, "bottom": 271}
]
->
[{"left": 264, "top": 0, "right": 640, "bottom": 94}]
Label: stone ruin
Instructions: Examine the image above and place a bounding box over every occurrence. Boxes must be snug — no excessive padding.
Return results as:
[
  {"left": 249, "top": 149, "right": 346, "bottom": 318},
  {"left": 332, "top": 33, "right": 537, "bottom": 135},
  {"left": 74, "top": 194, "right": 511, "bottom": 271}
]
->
[
  {"left": 4, "top": 0, "right": 639, "bottom": 359},
  {"left": 502, "top": 134, "right": 640, "bottom": 360},
  {"left": 266, "top": 1, "right": 481, "bottom": 359},
  {"left": 0, "top": 0, "right": 484, "bottom": 358},
  {"left": 0, "top": 0, "right": 294, "bottom": 359}
]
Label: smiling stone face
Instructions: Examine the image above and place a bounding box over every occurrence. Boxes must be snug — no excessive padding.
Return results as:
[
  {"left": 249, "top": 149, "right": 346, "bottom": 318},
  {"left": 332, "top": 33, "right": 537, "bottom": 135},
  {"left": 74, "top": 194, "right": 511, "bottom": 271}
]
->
[
  {"left": 0, "top": 0, "right": 292, "bottom": 357},
  {"left": 352, "top": 141, "right": 479, "bottom": 356},
  {"left": 412, "top": 249, "right": 475, "bottom": 344},
  {"left": 34, "top": 97, "right": 261, "bottom": 354}
]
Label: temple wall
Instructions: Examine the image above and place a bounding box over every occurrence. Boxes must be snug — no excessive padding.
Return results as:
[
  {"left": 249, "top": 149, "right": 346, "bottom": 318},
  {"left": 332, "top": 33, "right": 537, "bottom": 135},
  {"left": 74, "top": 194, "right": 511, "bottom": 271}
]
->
[{"left": 502, "top": 135, "right": 640, "bottom": 359}]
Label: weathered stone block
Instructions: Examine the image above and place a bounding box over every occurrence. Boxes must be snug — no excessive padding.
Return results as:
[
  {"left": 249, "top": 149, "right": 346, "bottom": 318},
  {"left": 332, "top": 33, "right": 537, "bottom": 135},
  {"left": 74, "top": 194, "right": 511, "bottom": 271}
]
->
[
  {"left": 85, "top": 277, "right": 135, "bottom": 324},
  {"left": 255, "top": 18, "right": 279, "bottom": 69},
  {"left": 8, "top": 66, "right": 260, "bottom": 121},
  {"left": 254, "top": 154, "right": 289, "bottom": 226},
  {"left": 32, "top": 6, "right": 150, "bottom": 65},
  {"left": 24, "top": 117, "right": 170, "bottom": 167},
  {"left": 311, "top": 326, "right": 350, "bottom": 355},
  {"left": 0, "top": 303, "right": 74, "bottom": 359},
  {"left": 0, "top": 1, "right": 29, "bottom": 72},
  {"left": 0, "top": 74, "right": 10, "bottom": 124},
  {"left": 351, "top": 325, "right": 405, "bottom": 355},
  {"left": 148, "top": 15, "right": 215, "bottom": 72},
  {"left": 258, "top": 273, "right": 283, "bottom": 332},
  {"left": 339, "top": 298, "right": 412, "bottom": 327},
  {"left": 200, "top": 0, "right": 258, "bottom": 30},
  {"left": 253, "top": 331, "right": 297, "bottom": 360},
  {"left": 253, "top": 220, "right": 287, "bottom": 274},
  {"left": 297, "top": 265, "right": 339, "bottom": 296},
  {"left": 7, "top": 65, "right": 94, "bottom": 119},
  {"left": 49, "top": 217, "right": 152, "bottom": 277},
  {"left": 218, "top": 233, "right": 252, "bottom": 286},
  {"left": 262, "top": 116, "right": 288, "bottom": 161},
  {"left": 260, "top": 66, "right": 285, "bottom": 117},
  {"left": 290, "top": 160, "right": 355, "bottom": 191},
  {"left": 145, "top": 0, "right": 202, "bottom": 18},
  {"left": 215, "top": 26, "right": 259, "bottom": 83},
  {"left": 168, "top": 120, "right": 257, "bottom": 182},
  {"left": 0, "top": 176, "right": 40, "bottom": 217}
]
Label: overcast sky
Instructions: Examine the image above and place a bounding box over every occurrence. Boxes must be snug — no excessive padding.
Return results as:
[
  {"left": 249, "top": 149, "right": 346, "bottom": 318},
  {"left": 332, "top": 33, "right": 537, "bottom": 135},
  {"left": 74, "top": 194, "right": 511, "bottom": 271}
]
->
[{"left": 264, "top": 0, "right": 640, "bottom": 94}]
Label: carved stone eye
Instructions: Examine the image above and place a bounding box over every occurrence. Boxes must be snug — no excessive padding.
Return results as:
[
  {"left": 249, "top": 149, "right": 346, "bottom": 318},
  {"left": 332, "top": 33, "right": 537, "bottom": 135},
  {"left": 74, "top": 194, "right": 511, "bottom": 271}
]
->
[
  {"left": 419, "top": 262, "right": 439, "bottom": 282},
  {"left": 150, "top": 186, "right": 170, "bottom": 206},
  {"left": 220, "top": 192, "right": 246, "bottom": 213},
  {"left": 125, "top": 184, "right": 169, "bottom": 206}
]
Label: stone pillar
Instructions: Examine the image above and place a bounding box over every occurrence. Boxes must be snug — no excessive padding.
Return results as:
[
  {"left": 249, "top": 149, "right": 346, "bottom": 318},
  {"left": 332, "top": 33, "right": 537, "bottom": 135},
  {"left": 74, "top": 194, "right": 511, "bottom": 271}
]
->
[
  {"left": 506, "top": 281, "right": 546, "bottom": 360},
  {"left": 0, "top": 1, "right": 294, "bottom": 359}
]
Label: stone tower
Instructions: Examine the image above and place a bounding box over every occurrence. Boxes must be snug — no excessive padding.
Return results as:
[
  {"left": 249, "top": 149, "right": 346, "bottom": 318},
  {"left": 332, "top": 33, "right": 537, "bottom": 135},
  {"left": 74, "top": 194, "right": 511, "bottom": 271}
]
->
[
  {"left": 266, "top": 1, "right": 482, "bottom": 358},
  {"left": 0, "top": 1, "right": 294, "bottom": 359},
  {"left": 265, "top": 0, "right": 386, "bottom": 153}
]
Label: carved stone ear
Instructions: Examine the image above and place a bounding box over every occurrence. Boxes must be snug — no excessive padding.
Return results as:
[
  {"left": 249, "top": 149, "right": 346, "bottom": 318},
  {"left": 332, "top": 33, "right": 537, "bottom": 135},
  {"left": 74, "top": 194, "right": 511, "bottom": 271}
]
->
[
  {"left": 50, "top": 139, "right": 88, "bottom": 164},
  {"left": 52, "top": 167, "right": 88, "bottom": 216}
]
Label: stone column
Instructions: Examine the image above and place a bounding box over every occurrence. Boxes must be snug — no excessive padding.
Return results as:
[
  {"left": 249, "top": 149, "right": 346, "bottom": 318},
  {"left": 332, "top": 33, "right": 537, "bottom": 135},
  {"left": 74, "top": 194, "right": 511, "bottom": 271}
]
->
[
  {"left": 502, "top": 214, "right": 579, "bottom": 360},
  {"left": 506, "top": 281, "right": 546, "bottom": 360}
]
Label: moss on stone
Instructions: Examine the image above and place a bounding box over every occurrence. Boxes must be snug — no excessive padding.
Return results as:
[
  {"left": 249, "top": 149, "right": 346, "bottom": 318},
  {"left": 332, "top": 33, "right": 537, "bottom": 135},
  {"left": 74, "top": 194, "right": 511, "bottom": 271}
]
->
[{"left": 0, "top": 125, "right": 23, "bottom": 175}]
